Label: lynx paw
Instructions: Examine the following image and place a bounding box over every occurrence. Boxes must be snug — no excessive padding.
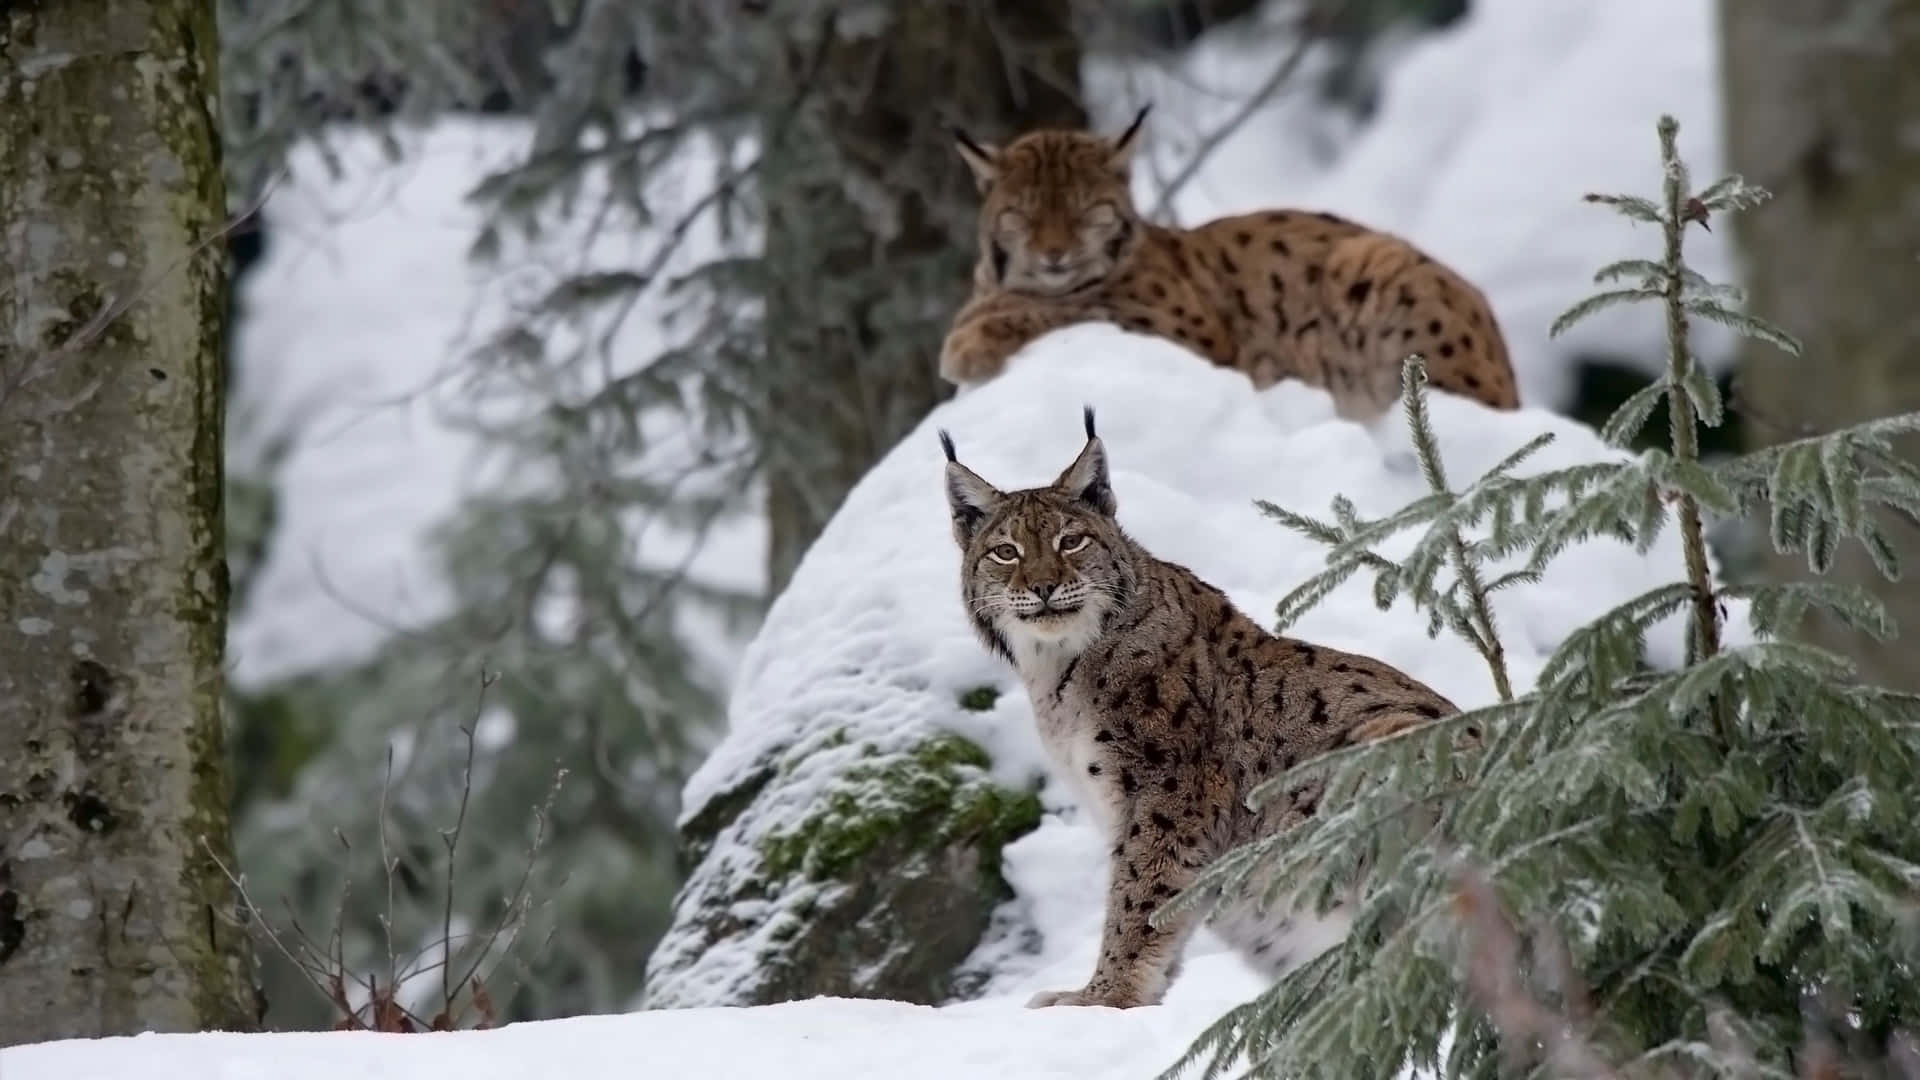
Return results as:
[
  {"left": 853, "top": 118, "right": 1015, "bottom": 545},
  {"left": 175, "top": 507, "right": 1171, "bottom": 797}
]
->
[
  {"left": 1025, "top": 987, "right": 1143, "bottom": 1010},
  {"left": 938, "top": 329, "right": 1009, "bottom": 386}
]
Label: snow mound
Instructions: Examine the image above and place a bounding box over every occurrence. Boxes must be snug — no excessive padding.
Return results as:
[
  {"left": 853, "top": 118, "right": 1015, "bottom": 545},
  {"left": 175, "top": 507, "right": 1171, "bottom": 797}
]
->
[{"left": 661, "top": 322, "right": 1752, "bottom": 1010}]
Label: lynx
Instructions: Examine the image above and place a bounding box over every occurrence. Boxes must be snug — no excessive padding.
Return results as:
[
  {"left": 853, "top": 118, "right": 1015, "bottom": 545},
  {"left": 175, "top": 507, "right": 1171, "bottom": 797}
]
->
[
  {"left": 939, "top": 408, "right": 1460, "bottom": 1008},
  {"left": 940, "top": 108, "right": 1521, "bottom": 420}
]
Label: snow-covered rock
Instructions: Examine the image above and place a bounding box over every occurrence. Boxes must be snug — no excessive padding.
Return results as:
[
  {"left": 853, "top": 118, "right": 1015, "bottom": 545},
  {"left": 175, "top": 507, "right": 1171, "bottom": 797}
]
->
[{"left": 645, "top": 322, "right": 1752, "bottom": 1010}]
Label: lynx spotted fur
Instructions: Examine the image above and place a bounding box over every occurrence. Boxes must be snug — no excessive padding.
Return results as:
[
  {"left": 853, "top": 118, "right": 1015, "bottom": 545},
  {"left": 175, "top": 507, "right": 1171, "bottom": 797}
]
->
[
  {"left": 940, "top": 408, "right": 1460, "bottom": 1008},
  {"left": 941, "top": 109, "right": 1521, "bottom": 419}
]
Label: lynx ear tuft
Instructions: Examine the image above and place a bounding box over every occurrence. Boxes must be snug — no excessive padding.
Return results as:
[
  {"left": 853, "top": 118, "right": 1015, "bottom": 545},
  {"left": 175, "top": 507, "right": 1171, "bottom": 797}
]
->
[
  {"left": 1054, "top": 415, "right": 1116, "bottom": 518},
  {"left": 1108, "top": 104, "right": 1150, "bottom": 172},
  {"left": 942, "top": 432, "right": 1005, "bottom": 546},
  {"left": 953, "top": 126, "right": 1000, "bottom": 192}
]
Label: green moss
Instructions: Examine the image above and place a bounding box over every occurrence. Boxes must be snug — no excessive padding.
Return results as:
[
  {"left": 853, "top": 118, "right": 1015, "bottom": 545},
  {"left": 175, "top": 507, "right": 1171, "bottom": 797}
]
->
[
  {"left": 757, "top": 732, "right": 1041, "bottom": 882},
  {"left": 957, "top": 685, "right": 1000, "bottom": 711}
]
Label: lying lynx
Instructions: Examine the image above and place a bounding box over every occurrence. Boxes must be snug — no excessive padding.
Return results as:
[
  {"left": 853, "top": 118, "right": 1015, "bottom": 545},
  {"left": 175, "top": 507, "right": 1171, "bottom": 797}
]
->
[
  {"left": 941, "top": 108, "right": 1520, "bottom": 419},
  {"left": 939, "top": 408, "right": 1460, "bottom": 1008}
]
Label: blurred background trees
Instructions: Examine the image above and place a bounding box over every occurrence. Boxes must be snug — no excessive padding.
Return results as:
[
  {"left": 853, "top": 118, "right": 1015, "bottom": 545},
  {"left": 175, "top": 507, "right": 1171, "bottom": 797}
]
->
[{"left": 1720, "top": 0, "right": 1920, "bottom": 692}]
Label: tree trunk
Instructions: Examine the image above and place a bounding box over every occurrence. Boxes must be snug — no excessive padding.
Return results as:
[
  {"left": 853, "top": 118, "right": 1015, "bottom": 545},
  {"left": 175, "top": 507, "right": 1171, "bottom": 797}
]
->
[
  {"left": 1720, "top": 0, "right": 1920, "bottom": 691},
  {"left": 0, "top": 0, "right": 258, "bottom": 1044},
  {"left": 758, "top": 2, "right": 1086, "bottom": 594}
]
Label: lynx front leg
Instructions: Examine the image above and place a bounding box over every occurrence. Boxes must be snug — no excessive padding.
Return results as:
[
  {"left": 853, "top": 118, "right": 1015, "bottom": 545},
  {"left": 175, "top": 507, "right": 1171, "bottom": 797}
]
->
[
  {"left": 1028, "top": 809, "right": 1202, "bottom": 1009},
  {"left": 939, "top": 294, "right": 1102, "bottom": 386}
]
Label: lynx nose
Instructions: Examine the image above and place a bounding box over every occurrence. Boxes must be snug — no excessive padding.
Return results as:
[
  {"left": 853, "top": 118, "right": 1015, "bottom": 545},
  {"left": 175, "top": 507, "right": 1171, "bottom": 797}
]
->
[
  {"left": 1030, "top": 583, "right": 1057, "bottom": 604},
  {"left": 1037, "top": 251, "right": 1072, "bottom": 272}
]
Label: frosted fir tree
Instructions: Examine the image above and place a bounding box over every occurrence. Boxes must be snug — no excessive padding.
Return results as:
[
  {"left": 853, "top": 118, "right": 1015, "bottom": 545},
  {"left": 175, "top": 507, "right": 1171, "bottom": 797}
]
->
[{"left": 1169, "top": 116, "right": 1920, "bottom": 1080}]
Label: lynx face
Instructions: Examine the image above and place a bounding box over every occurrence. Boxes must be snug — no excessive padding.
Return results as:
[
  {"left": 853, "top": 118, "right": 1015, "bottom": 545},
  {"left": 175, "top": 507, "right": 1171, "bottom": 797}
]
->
[
  {"left": 954, "top": 109, "right": 1150, "bottom": 298},
  {"left": 939, "top": 410, "right": 1137, "bottom": 660}
]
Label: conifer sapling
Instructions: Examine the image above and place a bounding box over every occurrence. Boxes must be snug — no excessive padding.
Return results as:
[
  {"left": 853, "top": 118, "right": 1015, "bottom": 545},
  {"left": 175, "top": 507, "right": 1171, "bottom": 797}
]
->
[{"left": 1168, "top": 114, "right": 1920, "bottom": 1080}]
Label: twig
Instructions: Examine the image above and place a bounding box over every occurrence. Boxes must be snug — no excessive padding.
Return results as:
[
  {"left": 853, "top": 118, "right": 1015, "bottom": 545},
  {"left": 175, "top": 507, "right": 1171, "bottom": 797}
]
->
[
  {"left": 441, "top": 668, "right": 497, "bottom": 1011},
  {"left": 378, "top": 745, "right": 399, "bottom": 1002},
  {"left": 447, "top": 766, "right": 568, "bottom": 1011},
  {"left": 1400, "top": 357, "right": 1516, "bottom": 701},
  {"left": 200, "top": 837, "right": 350, "bottom": 1017},
  {"left": 1652, "top": 117, "right": 1737, "bottom": 751},
  {"left": 1654, "top": 117, "right": 1723, "bottom": 669},
  {"left": 1147, "top": 2, "right": 1347, "bottom": 221}
]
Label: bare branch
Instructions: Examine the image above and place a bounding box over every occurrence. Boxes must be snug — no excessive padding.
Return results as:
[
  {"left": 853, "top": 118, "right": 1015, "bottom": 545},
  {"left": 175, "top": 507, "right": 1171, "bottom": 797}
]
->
[{"left": 1147, "top": 2, "right": 1345, "bottom": 221}]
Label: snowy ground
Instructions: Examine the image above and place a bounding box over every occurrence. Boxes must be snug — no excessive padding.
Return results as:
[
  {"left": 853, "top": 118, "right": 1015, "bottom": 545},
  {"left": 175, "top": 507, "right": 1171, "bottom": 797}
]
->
[{"left": 0, "top": 979, "right": 1266, "bottom": 1080}]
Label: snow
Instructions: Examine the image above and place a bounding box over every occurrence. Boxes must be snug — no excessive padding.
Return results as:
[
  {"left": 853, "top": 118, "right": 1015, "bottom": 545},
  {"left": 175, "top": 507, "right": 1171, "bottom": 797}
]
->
[
  {"left": 1120, "top": 0, "right": 1734, "bottom": 413},
  {"left": 0, "top": 984, "right": 1268, "bottom": 1080}
]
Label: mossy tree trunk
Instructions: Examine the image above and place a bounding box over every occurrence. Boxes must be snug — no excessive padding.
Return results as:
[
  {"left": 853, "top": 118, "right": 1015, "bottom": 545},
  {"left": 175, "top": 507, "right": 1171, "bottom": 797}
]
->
[
  {"left": 1720, "top": 0, "right": 1920, "bottom": 690},
  {"left": 0, "top": 0, "right": 258, "bottom": 1044},
  {"left": 758, "top": 1, "right": 1086, "bottom": 593}
]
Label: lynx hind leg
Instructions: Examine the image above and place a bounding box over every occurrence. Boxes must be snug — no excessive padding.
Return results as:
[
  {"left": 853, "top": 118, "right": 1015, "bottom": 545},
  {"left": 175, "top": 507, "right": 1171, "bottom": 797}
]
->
[
  {"left": 1203, "top": 776, "right": 1357, "bottom": 977},
  {"left": 1208, "top": 887, "right": 1354, "bottom": 979},
  {"left": 1323, "top": 234, "right": 1520, "bottom": 415}
]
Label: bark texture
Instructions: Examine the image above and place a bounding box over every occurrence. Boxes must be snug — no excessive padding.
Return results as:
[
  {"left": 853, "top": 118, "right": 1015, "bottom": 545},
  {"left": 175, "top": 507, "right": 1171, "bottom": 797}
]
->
[
  {"left": 1721, "top": 0, "right": 1920, "bottom": 690},
  {"left": 0, "top": 0, "right": 257, "bottom": 1044},
  {"left": 758, "top": 1, "right": 1086, "bottom": 593}
]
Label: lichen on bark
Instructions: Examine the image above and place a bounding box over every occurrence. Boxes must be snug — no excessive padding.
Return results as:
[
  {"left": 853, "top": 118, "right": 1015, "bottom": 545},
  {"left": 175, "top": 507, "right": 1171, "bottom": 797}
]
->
[{"left": 0, "top": 0, "right": 257, "bottom": 1044}]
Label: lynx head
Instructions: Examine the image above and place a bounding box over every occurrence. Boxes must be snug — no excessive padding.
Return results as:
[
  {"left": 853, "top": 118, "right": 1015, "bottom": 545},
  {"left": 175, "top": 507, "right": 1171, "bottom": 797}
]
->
[
  {"left": 939, "top": 407, "right": 1138, "bottom": 664},
  {"left": 951, "top": 106, "right": 1150, "bottom": 298}
]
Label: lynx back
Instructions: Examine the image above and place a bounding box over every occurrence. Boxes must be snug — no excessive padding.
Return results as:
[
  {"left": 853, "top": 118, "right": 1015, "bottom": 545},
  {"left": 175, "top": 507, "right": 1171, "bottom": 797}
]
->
[{"left": 940, "top": 111, "right": 1521, "bottom": 419}]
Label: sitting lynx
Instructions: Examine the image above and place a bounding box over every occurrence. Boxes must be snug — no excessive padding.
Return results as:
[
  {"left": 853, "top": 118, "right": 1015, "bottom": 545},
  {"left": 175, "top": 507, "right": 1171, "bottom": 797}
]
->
[
  {"left": 939, "top": 408, "right": 1460, "bottom": 1009},
  {"left": 941, "top": 108, "right": 1520, "bottom": 419}
]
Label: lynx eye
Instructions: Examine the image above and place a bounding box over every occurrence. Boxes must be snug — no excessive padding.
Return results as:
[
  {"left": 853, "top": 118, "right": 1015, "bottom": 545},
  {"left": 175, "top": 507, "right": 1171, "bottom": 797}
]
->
[
  {"left": 1058, "top": 533, "right": 1091, "bottom": 554},
  {"left": 988, "top": 543, "right": 1020, "bottom": 564},
  {"left": 994, "top": 209, "right": 1028, "bottom": 235}
]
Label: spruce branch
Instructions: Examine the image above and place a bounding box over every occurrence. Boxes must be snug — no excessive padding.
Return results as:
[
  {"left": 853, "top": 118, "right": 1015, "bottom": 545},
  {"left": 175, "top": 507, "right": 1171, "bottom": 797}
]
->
[
  {"left": 1650, "top": 116, "right": 1723, "bottom": 671},
  {"left": 1401, "top": 356, "right": 1515, "bottom": 701},
  {"left": 1184, "top": 111, "right": 1920, "bottom": 1080},
  {"left": 1260, "top": 357, "right": 1526, "bottom": 701}
]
